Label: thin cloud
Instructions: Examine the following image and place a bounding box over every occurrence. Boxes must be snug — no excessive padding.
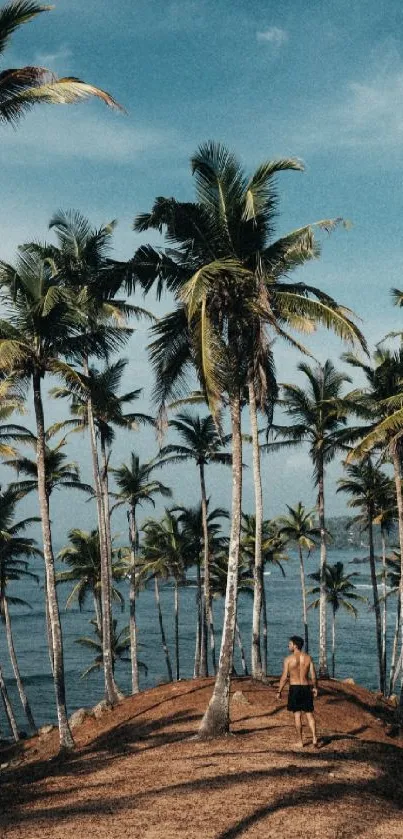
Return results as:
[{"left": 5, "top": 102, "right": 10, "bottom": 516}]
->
[
  {"left": 256, "top": 27, "right": 288, "bottom": 46},
  {"left": 34, "top": 46, "right": 73, "bottom": 68}
]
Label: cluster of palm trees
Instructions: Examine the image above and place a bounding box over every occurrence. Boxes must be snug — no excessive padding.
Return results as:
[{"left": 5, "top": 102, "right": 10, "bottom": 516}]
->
[{"left": 0, "top": 2, "right": 403, "bottom": 751}]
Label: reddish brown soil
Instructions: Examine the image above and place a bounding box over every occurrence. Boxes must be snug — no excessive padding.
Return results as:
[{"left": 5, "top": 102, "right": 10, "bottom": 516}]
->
[{"left": 0, "top": 677, "right": 402, "bottom": 838}]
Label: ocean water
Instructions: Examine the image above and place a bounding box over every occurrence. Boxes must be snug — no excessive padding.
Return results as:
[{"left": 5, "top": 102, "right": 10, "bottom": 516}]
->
[{"left": 0, "top": 548, "right": 399, "bottom": 733}]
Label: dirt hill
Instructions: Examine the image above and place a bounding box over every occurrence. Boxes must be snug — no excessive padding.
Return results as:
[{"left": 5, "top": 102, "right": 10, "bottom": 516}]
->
[{"left": 0, "top": 677, "right": 402, "bottom": 838}]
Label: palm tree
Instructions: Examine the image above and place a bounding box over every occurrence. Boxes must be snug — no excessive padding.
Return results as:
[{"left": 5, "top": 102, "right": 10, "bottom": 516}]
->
[
  {"left": 0, "top": 485, "right": 40, "bottom": 733},
  {"left": 111, "top": 453, "right": 171, "bottom": 693},
  {"left": 270, "top": 360, "right": 353, "bottom": 677},
  {"left": 4, "top": 432, "right": 93, "bottom": 499},
  {"left": 276, "top": 502, "right": 321, "bottom": 653},
  {"left": 0, "top": 1, "right": 122, "bottom": 125},
  {"left": 57, "top": 529, "right": 126, "bottom": 633},
  {"left": 379, "top": 551, "right": 402, "bottom": 696},
  {"left": 40, "top": 208, "right": 152, "bottom": 708},
  {"left": 0, "top": 249, "right": 105, "bottom": 749},
  {"left": 309, "top": 562, "right": 365, "bottom": 678},
  {"left": 142, "top": 511, "right": 186, "bottom": 682},
  {"left": 175, "top": 502, "right": 229, "bottom": 675},
  {"left": 241, "top": 513, "right": 288, "bottom": 674},
  {"left": 134, "top": 142, "right": 365, "bottom": 736},
  {"left": 159, "top": 411, "right": 231, "bottom": 676},
  {"left": 373, "top": 475, "right": 397, "bottom": 685},
  {"left": 210, "top": 553, "right": 254, "bottom": 676},
  {"left": 75, "top": 618, "right": 147, "bottom": 680},
  {"left": 344, "top": 345, "right": 403, "bottom": 709}
]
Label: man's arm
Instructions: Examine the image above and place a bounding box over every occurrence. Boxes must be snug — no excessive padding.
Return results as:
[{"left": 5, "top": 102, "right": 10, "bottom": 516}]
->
[
  {"left": 277, "top": 658, "right": 289, "bottom": 699},
  {"left": 309, "top": 658, "right": 318, "bottom": 696}
]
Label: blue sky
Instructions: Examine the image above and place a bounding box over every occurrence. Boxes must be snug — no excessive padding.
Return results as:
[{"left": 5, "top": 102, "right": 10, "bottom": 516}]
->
[{"left": 1, "top": 0, "right": 403, "bottom": 538}]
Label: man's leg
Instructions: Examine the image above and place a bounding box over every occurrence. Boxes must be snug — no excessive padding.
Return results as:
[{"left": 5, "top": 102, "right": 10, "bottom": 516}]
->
[
  {"left": 293, "top": 712, "right": 304, "bottom": 747},
  {"left": 306, "top": 712, "right": 318, "bottom": 746}
]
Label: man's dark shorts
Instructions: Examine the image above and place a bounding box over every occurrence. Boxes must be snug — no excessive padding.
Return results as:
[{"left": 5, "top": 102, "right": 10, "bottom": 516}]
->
[{"left": 287, "top": 685, "right": 314, "bottom": 713}]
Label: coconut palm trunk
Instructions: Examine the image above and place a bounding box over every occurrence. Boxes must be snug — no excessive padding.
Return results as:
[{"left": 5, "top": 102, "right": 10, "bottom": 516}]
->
[
  {"left": 208, "top": 598, "right": 217, "bottom": 674},
  {"left": 198, "top": 395, "right": 242, "bottom": 737},
  {"left": 392, "top": 446, "right": 403, "bottom": 712},
  {"left": 154, "top": 577, "right": 173, "bottom": 682},
  {"left": 367, "top": 501, "right": 384, "bottom": 694},
  {"left": 194, "top": 559, "right": 202, "bottom": 678},
  {"left": 236, "top": 620, "right": 248, "bottom": 676},
  {"left": 128, "top": 508, "right": 140, "bottom": 694},
  {"left": 261, "top": 578, "right": 268, "bottom": 676},
  {"left": 318, "top": 459, "right": 329, "bottom": 678},
  {"left": 174, "top": 578, "right": 180, "bottom": 681},
  {"left": 298, "top": 544, "right": 309, "bottom": 653},
  {"left": 43, "top": 576, "right": 54, "bottom": 676},
  {"left": 33, "top": 370, "right": 73, "bottom": 750},
  {"left": 93, "top": 592, "right": 102, "bottom": 634},
  {"left": 100, "top": 437, "right": 114, "bottom": 585},
  {"left": 331, "top": 608, "right": 336, "bottom": 678},
  {"left": 2, "top": 596, "right": 36, "bottom": 733},
  {"left": 86, "top": 377, "right": 120, "bottom": 705},
  {"left": 248, "top": 381, "right": 264, "bottom": 680},
  {"left": 0, "top": 661, "right": 19, "bottom": 742},
  {"left": 381, "top": 528, "right": 387, "bottom": 689},
  {"left": 389, "top": 599, "right": 401, "bottom": 696},
  {"left": 199, "top": 462, "right": 209, "bottom": 677}
]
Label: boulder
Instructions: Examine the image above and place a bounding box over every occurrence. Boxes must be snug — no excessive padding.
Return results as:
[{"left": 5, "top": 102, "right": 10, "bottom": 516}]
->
[
  {"left": 342, "top": 678, "right": 355, "bottom": 685},
  {"left": 69, "top": 708, "right": 90, "bottom": 729},
  {"left": 38, "top": 724, "right": 55, "bottom": 736},
  {"left": 231, "top": 690, "right": 250, "bottom": 705},
  {"left": 93, "top": 699, "right": 112, "bottom": 719},
  {"left": 389, "top": 694, "right": 399, "bottom": 708}
]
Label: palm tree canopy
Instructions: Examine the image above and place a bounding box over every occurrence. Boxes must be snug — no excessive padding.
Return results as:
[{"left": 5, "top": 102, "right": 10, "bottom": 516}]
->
[
  {"left": 57, "top": 528, "right": 126, "bottom": 612},
  {"left": 5, "top": 432, "right": 93, "bottom": 497},
  {"left": 309, "top": 561, "right": 365, "bottom": 616},
  {"left": 159, "top": 411, "right": 231, "bottom": 467},
  {"left": 241, "top": 513, "right": 288, "bottom": 575},
  {"left": 111, "top": 451, "right": 172, "bottom": 512},
  {"left": 337, "top": 458, "right": 396, "bottom": 532},
  {"left": 0, "top": 2, "right": 123, "bottom": 125},
  {"left": 135, "top": 142, "right": 365, "bottom": 416},
  {"left": 0, "top": 485, "right": 41, "bottom": 601},
  {"left": 141, "top": 510, "right": 187, "bottom": 582},
  {"left": 275, "top": 501, "right": 322, "bottom": 553}
]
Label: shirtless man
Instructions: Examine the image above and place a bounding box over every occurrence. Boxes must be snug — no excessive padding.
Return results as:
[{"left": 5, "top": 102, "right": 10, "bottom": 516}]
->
[{"left": 277, "top": 635, "right": 318, "bottom": 748}]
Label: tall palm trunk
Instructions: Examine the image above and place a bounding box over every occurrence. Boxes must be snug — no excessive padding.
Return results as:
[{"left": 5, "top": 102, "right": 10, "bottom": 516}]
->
[
  {"left": 193, "top": 559, "right": 201, "bottom": 678},
  {"left": 367, "top": 501, "right": 384, "bottom": 694},
  {"left": 261, "top": 576, "right": 268, "bottom": 676},
  {"left": 199, "top": 462, "right": 209, "bottom": 677},
  {"left": 154, "top": 577, "right": 173, "bottom": 682},
  {"left": 44, "top": 577, "right": 54, "bottom": 676},
  {"left": 318, "top": 457, "right": 329, "bottom": 678},
  {"left": 128, "top": 508, "right": 139, "bottom": 694},
  {"left": 199, "top": 395, "right": 242, "bottom": 737},
  {"left": 2, "top": 597, "right": 36, "bottom": 733},
  {"left": 100, "top": 436, "right": 114, "bottom": 587},
  {"left": 174, "top": 578, "right": 180, "bottom": 681},
  {"left": 391, "top": 446, "right": 403, "bottom": 714},
  {"left": 0, "top": 661, "right": 19, "bottom": 742},
  {"left": 208, "top": 598, "right": 217, "bottom": 674},
  {"left": 389, "top": 598, "right": 401, "bottom": 696},
  {"left": 381, "top": 528, "right": 387, "bottom": 689},
  {"left": 236, "top": 620, "right": 248, "bottom": 676},
  {"left": 33, "top": 370, "right": 73, "bottom": 750},
  {"left": 93, "top": 593, "right": 102, "bottom": 634},
  {"left": 248, "top": 381, "right": 264, "bottom": 680},
  {"left": 298, "top": 545, "right": 309, "bottom": 653},
  {"left": 331, "top": 609, "right": 336, "bottom": 678},
  {"left": 84, "top": 365, "right": 120, "bottom": 706}
]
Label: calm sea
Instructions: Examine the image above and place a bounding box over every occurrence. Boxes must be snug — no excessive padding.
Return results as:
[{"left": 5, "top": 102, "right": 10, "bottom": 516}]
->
[{"left": 0, "top": 548, "right": 398, "bottom": 733}]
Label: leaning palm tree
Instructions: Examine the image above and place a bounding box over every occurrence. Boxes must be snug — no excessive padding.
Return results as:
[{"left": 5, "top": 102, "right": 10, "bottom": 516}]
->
[
  {"left": 373, "top": 474, "right": 397, "bottom": 685},
  {"left": 111, "top": 453, "right": 171, "bottom": 693},
  {"left": 275, "top": 502, "right": 321, "bottom": 653},
  {"left": 134, "top": 142, "right": 365, "bottom": 736},
  {"left": 0, "top": 485, "right": 41, "bottom": 733},
  {"left": 269, "top": 360, "right": 354, "bottom": 677},
  {"left": 57, "top": 529, "right": 126, "bottom": 633},
  {"left": 159, "top": 411, "right": 231, "bottom": 676},
  {"left": 309, "top": 561, "right": 365, "bottom": 678},
  {"left": 0, "top": 248, "right": 115, "bottom": 749},
  {"left": 383, "top": 552, "right": 402, "bottom": 695},
  {"left": 0, "top": 1, "right": 122, "bottom": 125}
]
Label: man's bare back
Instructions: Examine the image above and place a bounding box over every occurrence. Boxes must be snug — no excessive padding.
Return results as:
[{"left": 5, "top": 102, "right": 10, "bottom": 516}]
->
[{"left": 287, "top": 651, "right": 314, "bottom": 686}]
